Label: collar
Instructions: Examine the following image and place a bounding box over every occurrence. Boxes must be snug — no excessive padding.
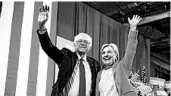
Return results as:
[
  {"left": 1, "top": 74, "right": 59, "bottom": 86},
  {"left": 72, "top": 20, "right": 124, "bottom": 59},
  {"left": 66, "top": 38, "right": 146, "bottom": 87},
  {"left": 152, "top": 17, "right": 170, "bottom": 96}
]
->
[{"left": 76, "top": 52, "right": 87, "bottom": 62}]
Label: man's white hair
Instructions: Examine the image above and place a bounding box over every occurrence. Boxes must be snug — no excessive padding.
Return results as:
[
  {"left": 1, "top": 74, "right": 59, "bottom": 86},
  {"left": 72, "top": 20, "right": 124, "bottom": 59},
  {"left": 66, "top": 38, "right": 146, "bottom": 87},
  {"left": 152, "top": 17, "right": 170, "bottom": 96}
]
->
[{"left": 74, "top": 32, "right": 92, "bottom": 47}]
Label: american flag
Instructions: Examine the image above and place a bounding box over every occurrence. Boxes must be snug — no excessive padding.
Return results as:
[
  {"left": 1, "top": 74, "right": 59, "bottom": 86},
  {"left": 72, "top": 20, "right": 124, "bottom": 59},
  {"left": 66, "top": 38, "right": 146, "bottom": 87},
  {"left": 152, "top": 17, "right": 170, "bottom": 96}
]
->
[
  {"left": 130, "top": 70, "right": 140, "bottom": 83},
  {"left": 135, "top": 84, "right": 152, "bottom": 96},
  {"left": 0, "top": 1, "right": 74, "bottom": 96},
  {"left": 141, "top": 66, "right": 147, "bottom": 84},
  {"left": 133, "top": 66, "right": 153, "bottom": 96}
]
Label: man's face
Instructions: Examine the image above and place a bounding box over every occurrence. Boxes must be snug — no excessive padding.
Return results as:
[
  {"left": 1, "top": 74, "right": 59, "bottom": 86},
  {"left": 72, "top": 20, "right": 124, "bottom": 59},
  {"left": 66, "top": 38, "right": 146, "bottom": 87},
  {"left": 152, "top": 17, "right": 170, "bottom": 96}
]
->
[
  {"left": 74, "top": 39, "right": 90, "bottom": 53},
  {"left": 102, "top": 46, "right": 117, "bottom": 65}
]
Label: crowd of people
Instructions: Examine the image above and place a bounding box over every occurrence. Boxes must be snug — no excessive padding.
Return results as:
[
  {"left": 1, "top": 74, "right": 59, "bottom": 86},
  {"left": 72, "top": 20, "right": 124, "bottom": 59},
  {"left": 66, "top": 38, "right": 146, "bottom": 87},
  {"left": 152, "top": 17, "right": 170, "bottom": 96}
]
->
[{"left": 129, "top": 70, "right": 170, "bottom": 96}]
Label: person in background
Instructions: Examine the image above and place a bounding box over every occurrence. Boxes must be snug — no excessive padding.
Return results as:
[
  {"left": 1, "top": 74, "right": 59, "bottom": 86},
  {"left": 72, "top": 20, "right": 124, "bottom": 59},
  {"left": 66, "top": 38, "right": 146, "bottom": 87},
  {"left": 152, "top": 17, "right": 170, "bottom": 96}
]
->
[
  {"left": 37, "top": 5, "right": 101, "bottom": 96},
  {"left": 96, "top": 15, "right": 142, "bottom": 96}
]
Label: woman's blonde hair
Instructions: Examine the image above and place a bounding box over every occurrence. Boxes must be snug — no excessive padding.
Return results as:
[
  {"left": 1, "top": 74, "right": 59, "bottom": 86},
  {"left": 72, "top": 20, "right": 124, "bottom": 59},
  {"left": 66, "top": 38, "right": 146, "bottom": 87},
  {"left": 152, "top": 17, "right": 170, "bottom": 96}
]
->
[{"left": 101, "top": 43, "right": 119, "bottom": 63}]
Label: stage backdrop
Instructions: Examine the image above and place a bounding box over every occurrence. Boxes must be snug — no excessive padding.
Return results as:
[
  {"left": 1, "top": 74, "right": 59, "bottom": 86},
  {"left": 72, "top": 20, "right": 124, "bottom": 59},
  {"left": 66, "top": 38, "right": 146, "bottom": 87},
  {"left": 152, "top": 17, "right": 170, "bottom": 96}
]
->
[{"left": 0, "top": 1, "right": 150, "bottom": 96}]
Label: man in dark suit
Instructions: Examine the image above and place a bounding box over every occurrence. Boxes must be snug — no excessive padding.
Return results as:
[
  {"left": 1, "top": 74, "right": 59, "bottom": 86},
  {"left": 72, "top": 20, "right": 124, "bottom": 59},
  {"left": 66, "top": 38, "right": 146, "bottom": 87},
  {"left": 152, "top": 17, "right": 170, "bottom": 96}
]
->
[{"left": 37, "top": 5, "right": 101, "bottom": 96}]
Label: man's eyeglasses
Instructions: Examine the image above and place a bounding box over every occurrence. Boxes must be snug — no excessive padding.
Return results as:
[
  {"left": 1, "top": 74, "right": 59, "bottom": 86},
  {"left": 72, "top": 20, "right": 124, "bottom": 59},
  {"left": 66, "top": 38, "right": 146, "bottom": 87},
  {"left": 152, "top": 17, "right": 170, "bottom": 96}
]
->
[{"left": 76, "top": 39, "right": 90, "bottom": 45}]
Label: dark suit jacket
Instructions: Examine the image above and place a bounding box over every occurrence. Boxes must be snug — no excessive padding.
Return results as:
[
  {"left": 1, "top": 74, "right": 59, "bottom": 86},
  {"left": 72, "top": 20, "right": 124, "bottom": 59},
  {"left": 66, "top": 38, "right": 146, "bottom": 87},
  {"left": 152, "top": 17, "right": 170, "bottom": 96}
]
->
[{"left": 37, "top": 30, "right": 101, "bottom": 96}]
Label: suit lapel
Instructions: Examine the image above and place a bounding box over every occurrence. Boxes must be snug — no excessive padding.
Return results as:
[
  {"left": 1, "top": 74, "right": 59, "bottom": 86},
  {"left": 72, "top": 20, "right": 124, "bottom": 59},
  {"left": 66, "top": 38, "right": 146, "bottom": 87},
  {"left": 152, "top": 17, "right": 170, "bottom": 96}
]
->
[
  {"left": 72, "top": 52, "right": 78, "bottom": 69},
  {"left": 87, "top": 57, "right": 96, "bottom": 92},
  {"left": 86, "top": 57, "right": 94, "bottom": 72}
]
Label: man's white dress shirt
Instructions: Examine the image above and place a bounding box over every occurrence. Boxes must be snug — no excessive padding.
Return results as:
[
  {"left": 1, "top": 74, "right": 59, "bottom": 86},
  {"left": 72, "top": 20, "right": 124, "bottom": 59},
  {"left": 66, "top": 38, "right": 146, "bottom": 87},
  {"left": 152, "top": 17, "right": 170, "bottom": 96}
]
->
[{"left": 68, "top": 54, "right": 92, "bottom": 96}]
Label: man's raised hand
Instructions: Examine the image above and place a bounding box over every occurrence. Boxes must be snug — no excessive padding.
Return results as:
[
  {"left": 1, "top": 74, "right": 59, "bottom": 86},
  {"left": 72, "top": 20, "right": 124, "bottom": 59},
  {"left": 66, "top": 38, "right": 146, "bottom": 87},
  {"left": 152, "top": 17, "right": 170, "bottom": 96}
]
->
[{"left": 38, "top": 5, "right": 49, "bottom": 31}]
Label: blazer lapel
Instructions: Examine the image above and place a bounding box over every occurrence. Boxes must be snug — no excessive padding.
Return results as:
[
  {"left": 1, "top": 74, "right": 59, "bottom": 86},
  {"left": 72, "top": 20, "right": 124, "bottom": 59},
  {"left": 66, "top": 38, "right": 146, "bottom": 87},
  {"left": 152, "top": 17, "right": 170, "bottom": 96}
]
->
[
  {"left": 72, "top": 52, "right": 78, "bottom": 69},
  {"left": 87, "top": 57, "right": 96, "bottom": 94},
  {"left": 86, "top": 57, "right": 94, "bottom": 73}
]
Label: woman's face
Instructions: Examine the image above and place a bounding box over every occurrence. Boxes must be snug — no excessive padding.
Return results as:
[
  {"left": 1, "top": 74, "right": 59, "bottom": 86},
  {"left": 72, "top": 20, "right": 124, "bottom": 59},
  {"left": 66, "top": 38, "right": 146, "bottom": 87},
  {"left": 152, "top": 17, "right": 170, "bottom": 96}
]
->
[{"left": 102, "top": 46, "right": 117, "bottom": 65}]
